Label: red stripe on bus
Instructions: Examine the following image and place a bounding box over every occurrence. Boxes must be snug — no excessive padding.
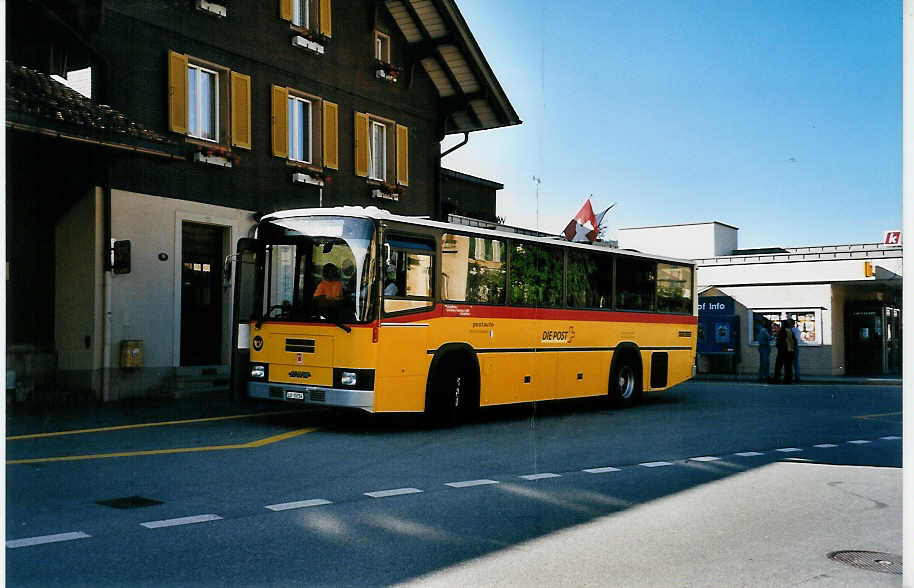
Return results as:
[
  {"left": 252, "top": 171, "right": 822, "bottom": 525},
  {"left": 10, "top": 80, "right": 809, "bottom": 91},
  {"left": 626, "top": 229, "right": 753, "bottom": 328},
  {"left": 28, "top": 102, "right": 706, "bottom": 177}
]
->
[{"left": 380, "top": 305, "right": 697, "bottom": 325}]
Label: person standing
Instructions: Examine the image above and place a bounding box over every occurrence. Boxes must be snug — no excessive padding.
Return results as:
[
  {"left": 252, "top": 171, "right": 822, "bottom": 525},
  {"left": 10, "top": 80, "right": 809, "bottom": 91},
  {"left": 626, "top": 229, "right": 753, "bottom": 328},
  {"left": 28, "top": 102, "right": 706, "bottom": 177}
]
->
[
  {"left": 774, "top": 319, "right": 797, "bottom": 384},
  {"left": 757, "top": 319, "right": 772, "bottom": 382},
  {"left": 791, "top": 321, "right": 802, "bottom": 383}
]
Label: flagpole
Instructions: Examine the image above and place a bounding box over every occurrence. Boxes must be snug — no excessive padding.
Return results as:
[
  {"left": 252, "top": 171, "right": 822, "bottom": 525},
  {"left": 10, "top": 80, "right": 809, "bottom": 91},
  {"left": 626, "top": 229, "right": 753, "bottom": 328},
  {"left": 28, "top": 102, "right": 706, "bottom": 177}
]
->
[{"left": 532, "top": 176, "right": 542, "bottom": 231}]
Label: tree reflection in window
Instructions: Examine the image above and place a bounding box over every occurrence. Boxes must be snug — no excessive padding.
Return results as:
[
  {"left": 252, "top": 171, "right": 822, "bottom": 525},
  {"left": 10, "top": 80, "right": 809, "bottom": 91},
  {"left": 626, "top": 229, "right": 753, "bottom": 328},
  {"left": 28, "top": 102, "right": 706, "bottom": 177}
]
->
[{"left": 509, "top": 242, "right": 562, "bottom": 307}]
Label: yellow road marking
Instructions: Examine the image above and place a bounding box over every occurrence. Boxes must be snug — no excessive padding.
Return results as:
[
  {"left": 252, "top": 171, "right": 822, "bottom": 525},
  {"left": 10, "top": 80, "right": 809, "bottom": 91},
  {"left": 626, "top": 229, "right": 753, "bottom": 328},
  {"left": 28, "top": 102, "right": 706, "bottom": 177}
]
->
[
  {"left": 854, "top": 411, "right": 902, "bottom": 423},
  {"left": 6, "top": 427, "right": 319, "bottom": 465},
  {"left": 6, "top": 409, "right": 307, "bottom": 441}
]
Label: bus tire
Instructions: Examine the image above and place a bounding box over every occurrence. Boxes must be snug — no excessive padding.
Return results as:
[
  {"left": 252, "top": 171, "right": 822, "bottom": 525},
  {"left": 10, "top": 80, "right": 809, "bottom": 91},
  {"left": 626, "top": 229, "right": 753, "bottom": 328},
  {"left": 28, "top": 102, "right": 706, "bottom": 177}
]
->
[
  {"left": 609, "top": 351, "right": 642, "bottom": 408},
  {"left": 426, "top": 354, "right": 479, "bottom": 427}
]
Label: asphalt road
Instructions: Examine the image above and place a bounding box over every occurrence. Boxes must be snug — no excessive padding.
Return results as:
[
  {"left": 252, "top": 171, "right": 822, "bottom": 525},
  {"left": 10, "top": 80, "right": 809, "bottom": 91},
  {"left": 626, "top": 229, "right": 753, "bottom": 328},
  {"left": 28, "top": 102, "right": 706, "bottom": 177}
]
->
[{"left": 5, "top": 381, "right": 903, "bottom": 586}]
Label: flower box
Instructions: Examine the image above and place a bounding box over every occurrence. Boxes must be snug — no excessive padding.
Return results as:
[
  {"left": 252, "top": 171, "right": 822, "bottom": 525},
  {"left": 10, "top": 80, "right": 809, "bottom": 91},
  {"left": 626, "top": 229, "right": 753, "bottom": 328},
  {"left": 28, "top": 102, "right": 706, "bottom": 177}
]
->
[
  {"left": 371, "top": 188, "right": 398, "bottom": 202},
  {"left": 292, "top": 35, "right": 325, "bottom": 55},
  {"left": 196, "top": 0, "right": 227, "bottom": 17},
  {"left": 292, "top": 172, "right": 324, "bottom": 186},
  {"left": 194, "top": 152, "right": 233, "bottom": 168}
]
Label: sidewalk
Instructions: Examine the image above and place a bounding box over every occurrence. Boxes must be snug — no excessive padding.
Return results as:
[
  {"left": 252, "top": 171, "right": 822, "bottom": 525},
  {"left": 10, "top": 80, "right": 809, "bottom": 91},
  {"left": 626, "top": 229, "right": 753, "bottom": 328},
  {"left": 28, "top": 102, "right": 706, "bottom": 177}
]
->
[{"left": 695, "top": 373, "right": 902, "bottom": 386}]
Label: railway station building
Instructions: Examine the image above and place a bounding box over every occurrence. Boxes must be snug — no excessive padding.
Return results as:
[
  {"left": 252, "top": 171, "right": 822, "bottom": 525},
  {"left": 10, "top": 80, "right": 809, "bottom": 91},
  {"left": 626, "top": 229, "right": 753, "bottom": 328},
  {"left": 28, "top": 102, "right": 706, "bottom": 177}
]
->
[{"left": 618, "top": 222, "right": 902, "bottom": 378}]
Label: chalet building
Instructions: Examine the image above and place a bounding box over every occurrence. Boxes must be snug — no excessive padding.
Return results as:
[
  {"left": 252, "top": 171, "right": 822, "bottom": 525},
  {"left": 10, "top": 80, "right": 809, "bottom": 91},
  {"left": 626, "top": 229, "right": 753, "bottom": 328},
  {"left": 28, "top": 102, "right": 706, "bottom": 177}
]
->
[{"left": 6, "top": 0, "right": 520, "bottom": 404}]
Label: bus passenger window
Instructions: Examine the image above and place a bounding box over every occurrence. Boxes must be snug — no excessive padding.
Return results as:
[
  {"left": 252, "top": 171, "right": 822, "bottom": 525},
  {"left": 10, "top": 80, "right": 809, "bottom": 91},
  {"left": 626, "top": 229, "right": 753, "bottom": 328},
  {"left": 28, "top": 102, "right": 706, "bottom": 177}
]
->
[
  {"left": 509, "top": 242, "right": 562, "bottom": 307},
  {"left": 616, "top": 257, "right": 656, "bottom": 311},
  {"left": 656, "top": 263, "right": 692, "bottom": 313},
  {"left": 383, "top": 237, "right": 434, "bottom": 314},
  {"left": 441, "top": 233, "right": 506, "bottom": 304},
  {"left": 567, "top": 249, "right": 612, "bottom": 309}
]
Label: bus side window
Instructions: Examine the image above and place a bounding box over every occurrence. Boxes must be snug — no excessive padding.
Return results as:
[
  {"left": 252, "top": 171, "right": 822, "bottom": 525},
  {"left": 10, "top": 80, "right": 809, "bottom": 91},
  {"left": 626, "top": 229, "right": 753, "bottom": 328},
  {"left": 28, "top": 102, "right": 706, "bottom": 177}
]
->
[{"left": 383, "top": 236, "right": 435, "bottom": 315}]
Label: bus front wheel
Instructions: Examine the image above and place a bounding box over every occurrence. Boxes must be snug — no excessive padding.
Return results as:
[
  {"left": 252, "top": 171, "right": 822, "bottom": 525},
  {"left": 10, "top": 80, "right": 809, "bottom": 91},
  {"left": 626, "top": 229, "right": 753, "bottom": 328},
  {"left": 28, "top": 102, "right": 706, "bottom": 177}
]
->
[
  {"left": 426, "top": 358, "right": 477, "bottom": 427},
  {"left": 609, "top": 355, "right": 642, "bottom": 408}
]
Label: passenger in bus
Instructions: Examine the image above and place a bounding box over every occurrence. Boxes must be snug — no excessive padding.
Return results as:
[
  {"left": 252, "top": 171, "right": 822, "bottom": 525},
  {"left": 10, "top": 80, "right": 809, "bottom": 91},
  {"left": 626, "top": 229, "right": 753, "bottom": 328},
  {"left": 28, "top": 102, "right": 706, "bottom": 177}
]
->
[
  {"left": 383, "top": 264, "right": 399, "bottom": 296},
  {"left": 313, "top": 263, "right": 342, "bottom": 315}
]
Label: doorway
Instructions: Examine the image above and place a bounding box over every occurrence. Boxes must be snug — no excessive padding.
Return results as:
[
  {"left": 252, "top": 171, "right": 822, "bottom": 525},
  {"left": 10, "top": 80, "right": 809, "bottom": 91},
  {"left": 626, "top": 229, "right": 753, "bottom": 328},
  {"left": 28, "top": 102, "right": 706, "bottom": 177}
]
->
[
  {"left": 845, "top": 303, "right": 902, "bottom": 375},
  {"left": 181, "top": 222, "right": 226, "bottom": 366}
]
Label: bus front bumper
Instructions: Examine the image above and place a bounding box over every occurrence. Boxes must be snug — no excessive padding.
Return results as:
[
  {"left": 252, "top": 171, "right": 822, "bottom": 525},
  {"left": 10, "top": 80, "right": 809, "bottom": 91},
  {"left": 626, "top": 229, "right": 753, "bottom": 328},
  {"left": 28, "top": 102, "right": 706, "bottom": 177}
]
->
[{"left": 248, "top": 381, "right": 374, "bottom": 412}]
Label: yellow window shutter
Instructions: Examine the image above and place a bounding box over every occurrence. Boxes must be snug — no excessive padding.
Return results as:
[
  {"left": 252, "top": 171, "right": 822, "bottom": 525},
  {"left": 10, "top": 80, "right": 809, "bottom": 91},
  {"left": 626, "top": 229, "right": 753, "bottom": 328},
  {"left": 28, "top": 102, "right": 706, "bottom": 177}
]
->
[
  {"left": 396, "top": 124, "right": 409, "bottom": 186},
  {"left": 279, "top": 0, "right": 292, "bottom": 21},
  {"left": 320, "top": 0, "right": 332, "bottom": 37},
  {"left": 322, "top": 100, "right": 339, "bottom": 170},
  {"left": 230, "top": 72, "right": 252, "bottom": 150},
  {"left": 271, "top": 85, "right": 289, "bottom": 158},
  {"left": 354, "top": 112, "right": 369, "bottom": 178},
  {"left": 168, "top": 50, "right": 188, "bottom": 134}
]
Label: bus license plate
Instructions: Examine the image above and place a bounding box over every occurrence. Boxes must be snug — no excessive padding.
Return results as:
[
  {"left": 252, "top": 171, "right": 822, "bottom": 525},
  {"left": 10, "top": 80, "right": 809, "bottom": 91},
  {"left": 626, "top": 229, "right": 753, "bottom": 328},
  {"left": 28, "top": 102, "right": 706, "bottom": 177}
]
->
[{"left": 285, "top": 391, "right": 305, "bottom": 401}]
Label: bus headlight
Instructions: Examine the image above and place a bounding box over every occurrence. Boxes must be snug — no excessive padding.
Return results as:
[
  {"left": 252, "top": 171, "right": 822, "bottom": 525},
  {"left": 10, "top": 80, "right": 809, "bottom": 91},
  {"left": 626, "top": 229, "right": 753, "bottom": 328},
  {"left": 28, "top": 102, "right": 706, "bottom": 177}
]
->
[
  {"left": 340, "top": 371, "right": 357, "bottom": 386},
  {"left": 251, "top": 365, "right": 266, "bottom": 379}
]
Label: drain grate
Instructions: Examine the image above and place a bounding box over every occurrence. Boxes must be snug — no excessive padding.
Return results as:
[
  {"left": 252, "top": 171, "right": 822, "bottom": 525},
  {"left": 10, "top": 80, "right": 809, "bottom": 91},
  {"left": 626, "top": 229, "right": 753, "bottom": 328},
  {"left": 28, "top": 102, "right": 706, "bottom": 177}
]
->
[
  {"left": 828, "top": 551, "right": 902, "bottom": 575},
  {"left": 96, "top": 496, "right": 164, "bottom": 509}
]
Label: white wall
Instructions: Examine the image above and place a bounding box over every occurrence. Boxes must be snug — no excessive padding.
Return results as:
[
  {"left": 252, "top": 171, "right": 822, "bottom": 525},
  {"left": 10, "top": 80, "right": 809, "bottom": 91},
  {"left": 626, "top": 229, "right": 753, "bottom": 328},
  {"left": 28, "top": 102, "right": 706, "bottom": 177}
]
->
[
  {"left": 55, "top": 188, "right": 104, "bottom": 393},
  {"left": 110, "top": 190, "right": 256, "bottom": 376},
  {"left": 697, "top": 257, "right": 903, "bottom": 288},
  {"left": 618, "top": 223, "right": 737, "bottom": 259}
]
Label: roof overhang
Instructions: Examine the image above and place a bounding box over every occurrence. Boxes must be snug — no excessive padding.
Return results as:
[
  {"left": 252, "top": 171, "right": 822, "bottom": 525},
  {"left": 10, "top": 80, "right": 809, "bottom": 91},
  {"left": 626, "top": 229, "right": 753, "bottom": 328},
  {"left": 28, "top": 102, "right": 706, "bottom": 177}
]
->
[{"left": 384, "top": 0, "right": 521, "bottom": 135}]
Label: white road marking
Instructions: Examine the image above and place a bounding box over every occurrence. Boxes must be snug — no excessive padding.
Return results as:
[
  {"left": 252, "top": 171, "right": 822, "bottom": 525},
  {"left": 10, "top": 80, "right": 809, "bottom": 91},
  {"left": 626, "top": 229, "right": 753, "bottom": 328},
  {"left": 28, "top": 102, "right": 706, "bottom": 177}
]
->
[
  {"left": 519, "top": 473, "right": 561, "bottom": 480},
  {"left": 814, "top": 444, "right": 838, "bottom": 448},
  {"left": 734, "top": 452, "right": 765, "bottom": 457},
  {"left": 140, "top": 514, "right": 223, "bottom": 529},
  {"left": 6, "top": 531, "right": 90, "bottom": 549},
  {"left": 639, "top": 461, "right": 673, "bottom": 468},
  {"left": 881, "top": 436, "right": 902, "bottom": 440},
  {"left": 364, "top": 488, "right": 423, "bottom": 498},
  {"left": 582, "top": 467, "right": 621, "bottom": 474},
  {"left": 690, "top": 456, "right": 721, "bottom": 462},
  {"left": 445, "top": 479, "right": 499, "bottom": 488},
  {"left": 265, "top": 499, "right": 333, "bottom": 511},
  {"left": 776, "top": 448, "right": 802, "bottom": 453},
  {"left": 847, "top": 440, "right": 871, "bottom": 444}
]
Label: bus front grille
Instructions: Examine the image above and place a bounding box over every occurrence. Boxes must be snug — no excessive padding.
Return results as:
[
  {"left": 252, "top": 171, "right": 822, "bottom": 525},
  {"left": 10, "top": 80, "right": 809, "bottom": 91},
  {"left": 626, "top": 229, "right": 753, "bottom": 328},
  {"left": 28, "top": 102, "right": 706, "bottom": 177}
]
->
[
  {"left": 309, "top": 390, "right": 326, "bottom": 402},
  {"left": 286, "top": 338, "right": 315, "bottom": 353}
]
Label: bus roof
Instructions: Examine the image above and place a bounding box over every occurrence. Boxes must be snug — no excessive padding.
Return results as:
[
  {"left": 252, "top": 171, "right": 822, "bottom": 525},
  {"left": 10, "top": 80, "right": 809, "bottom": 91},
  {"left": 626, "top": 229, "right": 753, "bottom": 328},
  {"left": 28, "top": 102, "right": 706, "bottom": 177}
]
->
[{"left": 260, "top": 206, "right": 695, "bottom": 266}]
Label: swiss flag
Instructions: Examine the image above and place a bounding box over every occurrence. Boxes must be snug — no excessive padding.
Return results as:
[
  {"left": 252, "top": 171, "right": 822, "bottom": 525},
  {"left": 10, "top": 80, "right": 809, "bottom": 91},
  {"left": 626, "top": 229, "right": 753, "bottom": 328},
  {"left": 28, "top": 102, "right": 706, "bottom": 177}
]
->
[{"left": 562, "top": 199, "right": 598, "bottom": 242}]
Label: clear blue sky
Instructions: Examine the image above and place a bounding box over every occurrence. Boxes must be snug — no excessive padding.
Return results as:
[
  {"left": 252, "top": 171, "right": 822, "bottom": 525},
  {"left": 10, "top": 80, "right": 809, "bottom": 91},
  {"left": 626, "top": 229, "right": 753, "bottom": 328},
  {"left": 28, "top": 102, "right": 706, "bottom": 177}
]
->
[{"left": 442, "top": 0, "right": 901, "bottom": 248}]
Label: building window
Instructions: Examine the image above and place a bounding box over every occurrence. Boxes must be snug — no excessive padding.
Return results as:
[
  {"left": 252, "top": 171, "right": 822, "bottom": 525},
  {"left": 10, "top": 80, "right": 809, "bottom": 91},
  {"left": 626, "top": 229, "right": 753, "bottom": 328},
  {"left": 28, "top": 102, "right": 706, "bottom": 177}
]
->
[
  {"left": 354, "top": 112, "right": 407, "bottom": 186},
  {"left": 291, "top": 0, "right": 309, "bottom": 27},
  {"left": 187, "top": 63, "right": 218, "bottom": 142},
  {"left": 369, "top": 121, "right": 387, "bottom": 181},
  {"left": 375, "top": 31, "right": 390, "bottom": 63},
  {"left": 288, "top": 95, "right": 312, "bottom": 163},
  {"left": 750, "top": 309, "right": 821, "bottom": 346}
]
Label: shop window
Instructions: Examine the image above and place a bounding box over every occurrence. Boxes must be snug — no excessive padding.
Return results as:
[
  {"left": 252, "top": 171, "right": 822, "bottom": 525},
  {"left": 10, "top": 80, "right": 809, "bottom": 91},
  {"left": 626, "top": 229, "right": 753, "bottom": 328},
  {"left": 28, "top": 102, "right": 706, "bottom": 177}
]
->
[
  {"left": 750, "top": 310, "right": 821, "bottom": 346},
  {"left": 441, "top": 234, "right": 506, "bottom": 305}
]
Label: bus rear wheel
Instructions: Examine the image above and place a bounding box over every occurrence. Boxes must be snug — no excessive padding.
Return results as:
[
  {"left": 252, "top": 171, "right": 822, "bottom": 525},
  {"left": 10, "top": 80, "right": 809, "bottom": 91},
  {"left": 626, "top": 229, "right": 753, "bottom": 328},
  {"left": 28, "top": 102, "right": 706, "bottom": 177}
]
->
[{"left": 609, "top": 355, "right": 642, "bottom": 408}]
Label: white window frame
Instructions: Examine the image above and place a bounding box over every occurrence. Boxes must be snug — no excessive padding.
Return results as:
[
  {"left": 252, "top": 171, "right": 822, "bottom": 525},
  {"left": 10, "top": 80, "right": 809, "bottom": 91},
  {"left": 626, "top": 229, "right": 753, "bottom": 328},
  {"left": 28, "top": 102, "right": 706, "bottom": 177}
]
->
[
  {"left": 369, "top": 121, "right": 387, "bottom": 181},
  {"left": 187, "top": 63, "right": 219, "bottom": 142},
  {"left": 375, "top": 31, "right": 390, "bottom": 63},
  {"left": 292, "top": 0, "right": 309, "bottom": 28},
  {"left": 287, "top": 95, "right": 312, "bottom": 164}
]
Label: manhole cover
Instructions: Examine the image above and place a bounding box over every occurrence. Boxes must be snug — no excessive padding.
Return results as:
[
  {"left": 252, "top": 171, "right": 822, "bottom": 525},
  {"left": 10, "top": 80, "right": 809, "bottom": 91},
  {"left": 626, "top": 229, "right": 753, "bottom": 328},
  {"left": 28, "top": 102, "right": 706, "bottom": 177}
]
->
[
  {"left": 828, "top": 551, "right": 902, "bottom": 575},
  {"left": 96, "top": 496, "right": 164, "bottom": 509}
]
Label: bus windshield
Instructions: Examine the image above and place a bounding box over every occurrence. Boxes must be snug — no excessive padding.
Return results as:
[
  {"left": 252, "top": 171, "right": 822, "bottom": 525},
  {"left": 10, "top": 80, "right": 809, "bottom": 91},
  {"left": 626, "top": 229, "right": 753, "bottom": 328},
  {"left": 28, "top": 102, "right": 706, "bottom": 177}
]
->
[{"left": 258, "top": 216, "right": 377, "bottom": 324}]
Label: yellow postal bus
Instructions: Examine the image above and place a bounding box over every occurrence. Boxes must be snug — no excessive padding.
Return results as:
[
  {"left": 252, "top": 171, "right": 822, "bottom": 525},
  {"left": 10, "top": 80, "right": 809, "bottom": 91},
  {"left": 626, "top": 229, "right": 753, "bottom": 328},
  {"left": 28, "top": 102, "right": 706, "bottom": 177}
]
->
[{"left": 237, "top": 207, "right": 696, "bottom": 423}]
